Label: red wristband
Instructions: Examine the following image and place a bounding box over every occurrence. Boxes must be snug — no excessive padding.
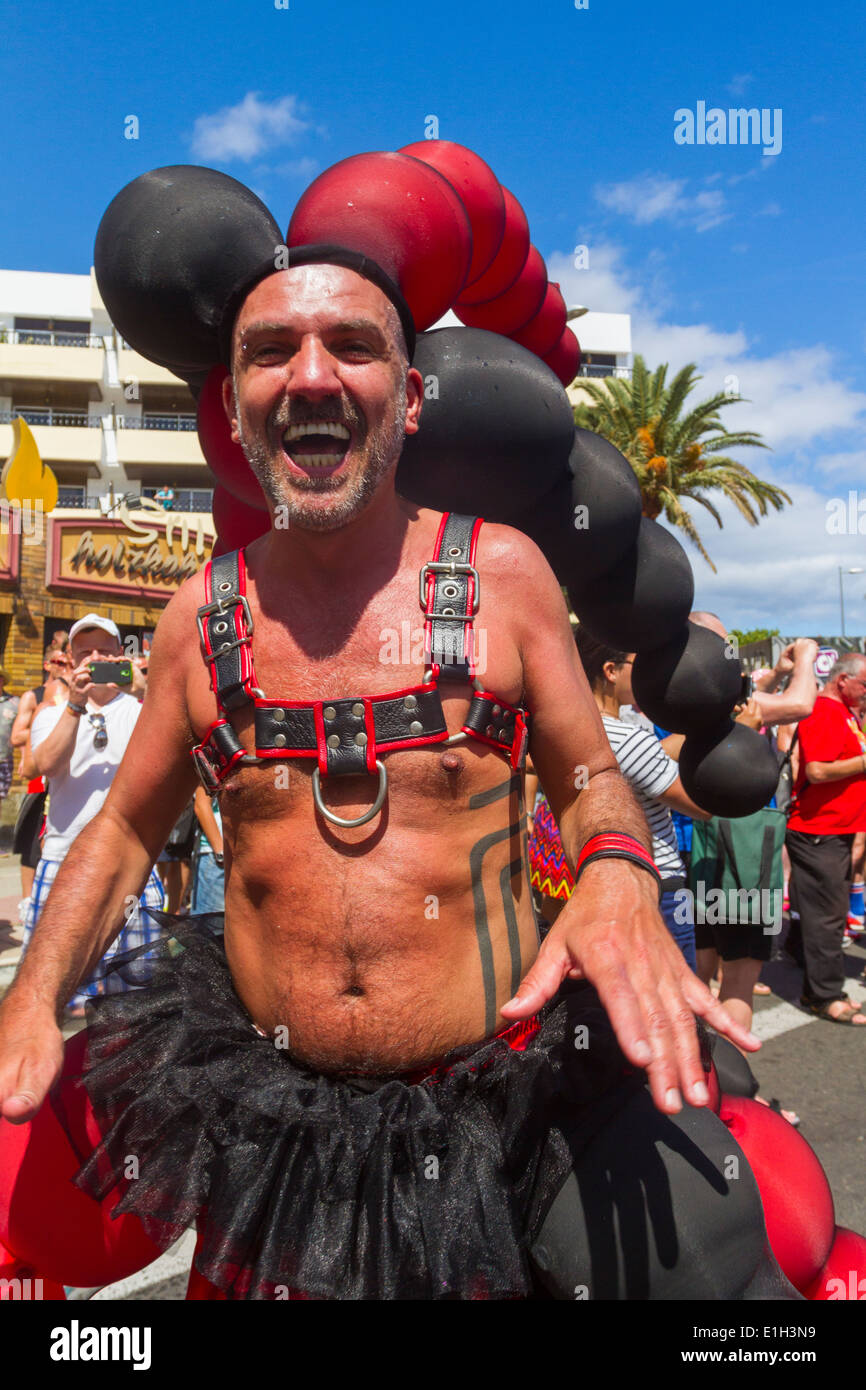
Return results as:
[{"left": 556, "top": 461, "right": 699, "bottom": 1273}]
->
[{"left": 574, "top": 833, "right": 663, "bottom": 899}]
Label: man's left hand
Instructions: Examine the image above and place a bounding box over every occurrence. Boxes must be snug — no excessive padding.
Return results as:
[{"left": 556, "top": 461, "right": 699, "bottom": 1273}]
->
[{"left": 501, "top": 859, "right": 759, "bottom": 1115}]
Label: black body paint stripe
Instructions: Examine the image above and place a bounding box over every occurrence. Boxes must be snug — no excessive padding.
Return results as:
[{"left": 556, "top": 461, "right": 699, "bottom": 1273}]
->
[
  {"left": 469, "top": 775, "right": 520, "bottom": 810},
  {"left": 499, "top": 856, "right": 524, "bottom": 997},
  {"left": 470, "top": 819, "right": 522, "bottom": 1034}
]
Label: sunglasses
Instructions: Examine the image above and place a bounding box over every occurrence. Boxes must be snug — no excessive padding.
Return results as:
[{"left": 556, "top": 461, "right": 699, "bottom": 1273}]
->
[{"left": 87, "top": 712, "right": 108, "bottom": 751}]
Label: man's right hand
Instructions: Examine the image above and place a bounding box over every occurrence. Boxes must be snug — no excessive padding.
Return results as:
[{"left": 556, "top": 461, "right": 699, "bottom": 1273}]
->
[
  {"left": 0, "top": 1000, "right": 65, "bottom": 1124},
  {"left": 792, "top": 638, "right": 819, "bottom": 667}
]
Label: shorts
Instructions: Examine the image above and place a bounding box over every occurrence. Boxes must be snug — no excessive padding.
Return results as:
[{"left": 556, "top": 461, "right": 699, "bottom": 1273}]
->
[{"left": 693, "top": 917, "right": 775, "bottom": 962}]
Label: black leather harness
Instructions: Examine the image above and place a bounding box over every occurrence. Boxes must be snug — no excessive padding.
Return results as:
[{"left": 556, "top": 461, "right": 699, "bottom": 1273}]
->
[{"left": 191, "top": 512, "right": 530, "bottom": 826}]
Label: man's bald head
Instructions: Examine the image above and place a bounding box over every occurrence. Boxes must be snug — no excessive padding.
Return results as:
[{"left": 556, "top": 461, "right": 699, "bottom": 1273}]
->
[{"left": 690, "top": 610, "right": 728, "bottom": 640}]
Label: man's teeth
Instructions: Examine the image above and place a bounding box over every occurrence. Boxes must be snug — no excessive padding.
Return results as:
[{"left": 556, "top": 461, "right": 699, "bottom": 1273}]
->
[
  {"left": 293, "top": 455, "right": 341, "bottom": 468},
  {"left": 283, "top": 422, "right": 350, "bottom": 442}
]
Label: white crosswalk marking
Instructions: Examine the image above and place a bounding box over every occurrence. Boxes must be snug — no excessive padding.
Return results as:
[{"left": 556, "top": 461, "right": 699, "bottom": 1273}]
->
[{"left": 750, "top": 1001, "right": 816, "bottom": 1041}]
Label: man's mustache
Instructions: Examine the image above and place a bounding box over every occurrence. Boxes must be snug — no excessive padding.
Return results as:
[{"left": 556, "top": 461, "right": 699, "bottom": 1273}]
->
[{"left": 268, "top": 402, "right": 366, "bottom": 438}]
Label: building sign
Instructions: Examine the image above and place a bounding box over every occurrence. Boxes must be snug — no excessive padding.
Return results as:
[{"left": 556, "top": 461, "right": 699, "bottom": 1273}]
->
[
  {"left": 46, "top": 500, "right": 215, "bottom": 602},
  {"left": 814, "top": 647, "right": 838, "bottom": 679}
]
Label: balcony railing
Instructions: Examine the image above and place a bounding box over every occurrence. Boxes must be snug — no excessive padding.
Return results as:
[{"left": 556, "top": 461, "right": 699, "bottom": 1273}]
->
[
  {"left": 140, "top": 488, "right": 214, "bottom": 513},
  {"left": 57, "top": 488, "right": 102, "bottom": 509},
  {"left": 576, "top": 364, "right": 632, "bottom": 379},
  {"left": 1, "top": 329, "right": 103, "bottom": 349},
  {"left": 120, "top": 414, "right": 198, "bottom": 431},
  {"left": 3, "top": 408, "right": 99, "bottom": 428},
  {"left": 55, "top": 487, "right": 214, "bottom": 513},
  {"left": 1, "top": 410, "right": 199, "bottom": 431}
]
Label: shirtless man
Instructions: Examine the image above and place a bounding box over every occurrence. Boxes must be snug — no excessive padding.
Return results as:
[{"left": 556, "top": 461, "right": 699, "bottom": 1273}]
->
[{"left": 0, "top": 258, "right": 770, "bottom": 1300}]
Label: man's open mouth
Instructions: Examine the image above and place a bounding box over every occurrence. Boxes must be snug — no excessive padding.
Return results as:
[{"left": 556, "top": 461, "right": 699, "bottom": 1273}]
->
[{"left": 282, "top": 421, "right": 352, "bottom": 471}]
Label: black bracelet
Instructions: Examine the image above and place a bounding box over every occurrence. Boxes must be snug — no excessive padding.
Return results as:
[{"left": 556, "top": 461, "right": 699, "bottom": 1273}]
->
[
  {"left": 66, "top": 701, "right": 87, "bottom": 716},
  {"left": 575, "top": 848, "right": 665, "bottom": 903}
]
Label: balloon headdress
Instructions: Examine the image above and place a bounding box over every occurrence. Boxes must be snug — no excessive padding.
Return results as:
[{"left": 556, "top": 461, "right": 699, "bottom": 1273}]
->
[{"left": 93, "top": 143, "right": 778, "bottom": 816}]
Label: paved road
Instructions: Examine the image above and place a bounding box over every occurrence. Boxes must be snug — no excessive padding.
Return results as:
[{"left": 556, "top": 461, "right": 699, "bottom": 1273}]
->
[{"left": 1, "top": 852, "right": 862, "bottom": 1299}]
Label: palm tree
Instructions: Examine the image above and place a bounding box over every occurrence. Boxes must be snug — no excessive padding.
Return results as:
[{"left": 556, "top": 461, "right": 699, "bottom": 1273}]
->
[{"left": 572, "top": 356, "right": 790, "bottom": 570}]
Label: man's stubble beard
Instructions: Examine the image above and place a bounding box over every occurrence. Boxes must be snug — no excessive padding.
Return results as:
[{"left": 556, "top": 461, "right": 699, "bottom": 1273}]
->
[{"left": 233, "top": 374, "right": 408, "bottom": 533}]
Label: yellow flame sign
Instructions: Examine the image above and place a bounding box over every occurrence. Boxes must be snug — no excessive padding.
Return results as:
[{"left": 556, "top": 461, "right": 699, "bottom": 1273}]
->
[{"left": 2, "top": 417, "right": 59, "bottom": 512}]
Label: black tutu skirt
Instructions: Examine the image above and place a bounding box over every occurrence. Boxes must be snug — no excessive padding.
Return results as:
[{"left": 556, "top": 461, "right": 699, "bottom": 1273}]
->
[{"left": 59, "top": 915, "right": 647, "bottom": 1300}]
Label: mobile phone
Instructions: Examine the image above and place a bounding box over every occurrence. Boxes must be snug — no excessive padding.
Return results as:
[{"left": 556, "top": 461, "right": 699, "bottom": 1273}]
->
[{"left": 89, "top": 660, "right": 133, "bottom": 686}]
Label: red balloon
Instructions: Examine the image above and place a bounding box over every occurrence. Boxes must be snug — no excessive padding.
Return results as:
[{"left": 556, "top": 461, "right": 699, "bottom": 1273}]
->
[
  {"left": 720, "top": 1095, "right": 835, "bottom": 1292},
  {"left": 510, "top": 282, "right": 567, "bottom": 358},
  {"left": 288, "top": 152, "right": 472, "bottom": 331},
  {"left": 803, "top": 1227, "right": 866, "bottom": 1300},
  {"left": 543, "top": 327, "right": 581, "bottom": 388},
  {"left": 456, "top": 186, "right": 530, "bottom": 306},
  {"left": 455, "top": 245, "right": 547, "bottom": 335},
  {"left": 0, "top": 1245, "right": 67, "bottom": 1301},
  {"left": 212, "top": 486, "right": 271, "bottom": 550},
  {"left": 399, "top": 140, "right": 505, "bottom": 286},
  {"left": 0, "top": 1031, "right": 164, "bottom": 1287},
  {"left": 197, "top": 366, "right": 268, "bottom": 510}
]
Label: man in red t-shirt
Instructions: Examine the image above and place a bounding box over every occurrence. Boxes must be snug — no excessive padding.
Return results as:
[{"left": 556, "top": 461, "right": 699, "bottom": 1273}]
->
[{"left": 786, "top": 653, "right": 866, "bottom": 1024}]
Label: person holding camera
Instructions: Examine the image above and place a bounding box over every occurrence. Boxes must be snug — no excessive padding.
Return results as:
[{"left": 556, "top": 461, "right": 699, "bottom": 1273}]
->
[{"left": 19, "top": 613, "right": 164, "bottom": 1017}]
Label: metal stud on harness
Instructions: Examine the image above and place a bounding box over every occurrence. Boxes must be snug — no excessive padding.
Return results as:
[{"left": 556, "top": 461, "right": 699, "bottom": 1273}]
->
[{"left": 191, "top": 513, "right": 530, "bottom": 824}]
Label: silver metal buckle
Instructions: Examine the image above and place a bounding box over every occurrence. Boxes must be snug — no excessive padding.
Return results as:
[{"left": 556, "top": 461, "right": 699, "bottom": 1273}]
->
[
  {"left": 195, "top": 593, "right": 255, "bottom": 653},
  {"left": 419, "top": 561, "right": 480, "bottom": 616},
  {"left": 312, "top": 760, "right": 388, "bottom": 828}
]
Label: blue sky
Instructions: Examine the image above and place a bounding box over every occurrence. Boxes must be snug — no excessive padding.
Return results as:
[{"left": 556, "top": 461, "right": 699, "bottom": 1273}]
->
[{"left": 3, "top": 0, "right": 865, "bottom": 634}]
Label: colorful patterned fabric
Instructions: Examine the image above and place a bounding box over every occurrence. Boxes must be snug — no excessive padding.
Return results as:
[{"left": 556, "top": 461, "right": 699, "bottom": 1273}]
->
[
  {"left": 529, "top": 793, "right": 574, "bottom": 900},
  {"left": 21, "top": 859, "right": 165, "bottom": 1008}
]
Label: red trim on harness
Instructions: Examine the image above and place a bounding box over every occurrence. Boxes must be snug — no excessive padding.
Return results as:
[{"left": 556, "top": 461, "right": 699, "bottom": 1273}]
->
[
  {"left": 189, "top": 718, "right": 250, "bottom": 784},
  {"left": 363, "top": 698, "right": 376, "bottom": 775},
  {"left": 250, "top": 680, "right": 442, "bottom": 711},
  {"left": 375, "top": 729, "right": 450, "bottom": 754},
  {"left": 465, "top": 516, "right": 483, "bottom": 679},
  {"left": 313, "top": 701, "right": 328, "bottom": 776},
  {"left": 235, "top": 549, "right": 257, "bottom": 696}
]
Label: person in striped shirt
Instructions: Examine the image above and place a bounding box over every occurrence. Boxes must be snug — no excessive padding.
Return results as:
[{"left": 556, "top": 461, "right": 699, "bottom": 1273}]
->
[{"left": 529, "top": 627, "right": 711, "bottom": 967}]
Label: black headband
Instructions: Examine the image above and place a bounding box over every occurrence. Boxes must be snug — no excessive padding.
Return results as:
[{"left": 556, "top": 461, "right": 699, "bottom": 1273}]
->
[{"left": 218, "top": 243, "right": 417, "bottom": 367}]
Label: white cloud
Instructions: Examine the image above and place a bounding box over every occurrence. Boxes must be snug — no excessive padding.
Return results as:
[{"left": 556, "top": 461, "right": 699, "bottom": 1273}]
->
[
  {"left": 546, "top": 241, "right": 866, "bottom": 629},
  {"left": 190, "top": 93, "right": 311, "bottom": 162},
  {"left": 594, "top": 174, "right": 729, "bottom": 232},
  {"left": 812, "top": 449, "right": 866, "bottom": 478},
  {"left": 727, "top": 73, "right": 754, "bottom": 97},
  {"left": 666, "top": 481, "right": 866, "bottom": 635},
  {"left": 758, "top": 201, "right": 782, "bottom": 216}
]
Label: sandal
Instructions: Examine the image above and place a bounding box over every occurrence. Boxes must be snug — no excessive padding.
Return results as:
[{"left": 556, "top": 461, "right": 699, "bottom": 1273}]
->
[
  {"left": 804, "top": 999, "right": 866, "bottom": 1026},
  {"left": 753, "top": 981, "right": 772, "bottom": 996},
  {"left": 768, "top": 1098, "right": 801, "bottom": 1128}
]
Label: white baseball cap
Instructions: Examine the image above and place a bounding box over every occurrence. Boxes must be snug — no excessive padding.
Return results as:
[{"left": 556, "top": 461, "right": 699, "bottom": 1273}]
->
[{"left": 68, "top": 612, "right": 122, "bottom": 645}]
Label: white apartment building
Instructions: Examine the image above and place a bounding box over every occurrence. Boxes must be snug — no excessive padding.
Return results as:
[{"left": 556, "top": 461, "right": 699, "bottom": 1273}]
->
[{"left": 0, "top": 268, "right": 210, "bottom": 513}]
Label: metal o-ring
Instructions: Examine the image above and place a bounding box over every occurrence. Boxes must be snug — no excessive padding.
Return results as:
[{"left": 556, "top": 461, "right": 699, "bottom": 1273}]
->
[{"left": 312, "top": 761, "right": 388, "bottom": 828}]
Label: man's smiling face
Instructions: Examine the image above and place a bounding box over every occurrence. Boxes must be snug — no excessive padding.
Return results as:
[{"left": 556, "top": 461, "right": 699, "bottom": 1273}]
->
[{"left": 224, "top": 265, "right": 422, "bottom": 532}]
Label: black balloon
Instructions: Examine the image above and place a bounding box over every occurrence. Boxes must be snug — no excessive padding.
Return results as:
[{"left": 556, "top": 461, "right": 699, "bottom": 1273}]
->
[
  {"left": 632, "top": 620, "right": 744, "bottom": 736},
  {"left": 396, "top": 328, "right": 575, "bottom": 523},
  {"left": 568, "top": 517, "right": 695, "bottom": 652},
  {"left": 680, "top": 721, "right": 780, "bottom": 818},
  {"left": 522, "top": 428, "right": 642, "bottom": 585},
  {"left": 95, "top": 165, "right": 283, "bottom": 373}
]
